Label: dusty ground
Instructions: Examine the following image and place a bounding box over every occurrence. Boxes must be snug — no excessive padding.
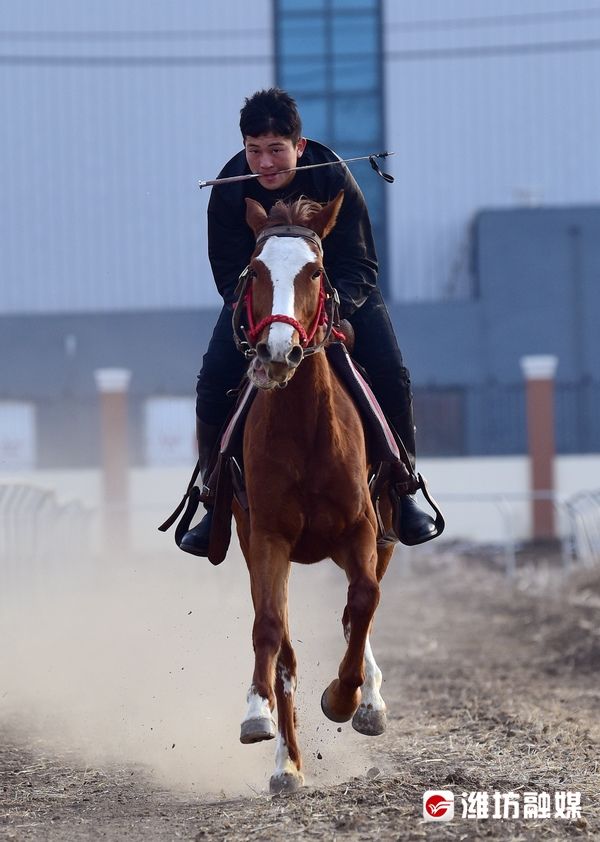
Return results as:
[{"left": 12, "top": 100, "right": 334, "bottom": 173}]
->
[{"left": 1, "top": 543, "right": 599, "bottom": 841}]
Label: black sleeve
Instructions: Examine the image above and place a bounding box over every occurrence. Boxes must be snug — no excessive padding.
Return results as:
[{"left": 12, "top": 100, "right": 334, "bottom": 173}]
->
[
  {"left": 207, "top": 188, "right": 255, "bottom": 307},
  {"left": 322, "top": 170, "right": 379, "bottom": 318}
]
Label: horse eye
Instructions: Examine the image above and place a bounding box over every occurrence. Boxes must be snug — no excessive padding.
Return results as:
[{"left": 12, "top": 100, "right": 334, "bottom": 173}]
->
[{"left": 311, "top": 270, "right": 322, "bottom": 280}]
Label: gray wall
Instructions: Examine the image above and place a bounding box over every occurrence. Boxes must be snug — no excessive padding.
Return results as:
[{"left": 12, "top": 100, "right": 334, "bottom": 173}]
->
[
  {"left": 2, "top": 204, "right": 599, "bottom": 464},
  {"left": 392, "top": 205, "right": 600, "bottom": 455},
  {"left": 394, "top": 206, "right": 600, "bottom": 386}
]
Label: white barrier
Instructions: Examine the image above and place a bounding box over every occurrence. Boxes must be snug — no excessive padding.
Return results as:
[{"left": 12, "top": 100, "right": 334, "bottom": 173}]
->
[
  {"left": 0, "top": 483, "right": 94, "bottom": 601},
  {"left": 565, "top": 490, "right": 600, "bottom": 567},
  {"left": 2, "top": 461, "right": 600, "bottom": 564}
]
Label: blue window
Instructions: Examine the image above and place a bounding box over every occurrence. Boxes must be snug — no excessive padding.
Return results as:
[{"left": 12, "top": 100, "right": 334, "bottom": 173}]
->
[
  {"left": 279, "top": 0, "right": 326, "bottom": 9},
  {"left": 331, "top": 12, "right": 378, "bottom": 54},
  {"left": 331, "top": 0, "right": 375, "bottom": 8},
  {"left": 298, "top": 97, "right": 329, "bottom": 139},
  {"left": 275, "top": 0, "right": 389, "bottom": 295},
  {"left": 332, "top": 96, "right": 378, "bottom": 146},
  {"left": 332, "top": 56, "right": 378, "bottom": 92},
  {"left": 279, "top": 59, "right": 328, "bottom": 95},
  {"left": 280, "top": 16, "right": 326, "bottom": 57}
]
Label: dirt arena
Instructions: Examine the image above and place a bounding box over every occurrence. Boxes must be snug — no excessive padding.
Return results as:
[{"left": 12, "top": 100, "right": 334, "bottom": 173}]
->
[{"left": 1, "top": 541, "right": 599, "bottom": 840}]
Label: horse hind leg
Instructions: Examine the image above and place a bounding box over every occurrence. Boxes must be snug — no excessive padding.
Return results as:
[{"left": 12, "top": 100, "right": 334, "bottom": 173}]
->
[
  {"left": 351, "top": 632, "right": 387, "bottom": 736},
  {"left": 331, "top": 609, "right": 387, "bottom": 736},
  {"left": 270, "top": 633, "right": 304, "bottom": 794}
]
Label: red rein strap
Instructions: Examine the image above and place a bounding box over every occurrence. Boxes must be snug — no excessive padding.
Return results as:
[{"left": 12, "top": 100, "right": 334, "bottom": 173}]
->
[{"left": 245, "top": 277, "right": 328, "bottom": 347}]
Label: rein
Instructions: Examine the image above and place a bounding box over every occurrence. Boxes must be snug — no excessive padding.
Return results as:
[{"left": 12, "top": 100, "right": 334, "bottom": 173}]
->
[{"left": 232, "top": 225, "right": 343, "bottom": 359}]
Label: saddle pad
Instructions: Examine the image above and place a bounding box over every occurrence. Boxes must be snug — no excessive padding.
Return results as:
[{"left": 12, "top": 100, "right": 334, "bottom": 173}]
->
[{"left": 325, "top": 342, "right": 401, "bottom": 464}]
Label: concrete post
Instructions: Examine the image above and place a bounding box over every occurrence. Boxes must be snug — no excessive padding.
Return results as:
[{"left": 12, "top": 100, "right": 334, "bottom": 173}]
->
[
  {"left": 94, "top": 368, "right": 131, "bottom": 553},
  {"left": 520, "top": 355, "right": 558, "bottom": 540}
]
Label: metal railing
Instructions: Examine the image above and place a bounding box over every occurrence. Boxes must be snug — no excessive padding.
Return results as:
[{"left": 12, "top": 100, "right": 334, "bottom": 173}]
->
[
  {"left": 564, "top": 490, "right": 600, "bottom": 568},
  {"left": 0, "top": 483, "right": 94, "bottom": 601},
  {"left": 3, "top": 482, "right": 597, "bottom": 584},
  {"left": 428, "top": 489, "right": 600, "bottom": 576}
]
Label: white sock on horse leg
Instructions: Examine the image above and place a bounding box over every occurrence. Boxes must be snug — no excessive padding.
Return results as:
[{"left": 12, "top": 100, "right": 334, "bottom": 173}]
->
[{"left": 360, "top": 635, "right": 385, "bottom": 711}]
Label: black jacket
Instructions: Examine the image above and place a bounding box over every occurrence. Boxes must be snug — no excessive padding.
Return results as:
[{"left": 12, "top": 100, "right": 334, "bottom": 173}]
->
[{"left": 207, "top": 140, "right": 378, "bottom": 317}]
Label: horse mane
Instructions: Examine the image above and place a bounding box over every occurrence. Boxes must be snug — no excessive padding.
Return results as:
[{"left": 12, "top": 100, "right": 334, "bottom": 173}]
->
[{"left": 267, "top": 197, "right": 323, "bottom": 227}]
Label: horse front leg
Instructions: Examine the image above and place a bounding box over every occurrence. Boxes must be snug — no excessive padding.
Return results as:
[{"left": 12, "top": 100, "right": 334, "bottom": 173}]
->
[
  {"left": 322, "top": 519, "right": 380, "bottom": 723},
  {"left": 240, "top": 533, "right": 290, "bottom": 746},
  {"left": 270, "top": 622, "right": 303, "bottom": 793},
  {"left": 351, "top": 540, "right": 393, "bottom": 735}
]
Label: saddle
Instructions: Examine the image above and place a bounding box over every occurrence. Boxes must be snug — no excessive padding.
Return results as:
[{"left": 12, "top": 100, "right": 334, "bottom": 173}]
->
[{"left": 159, "top": 341, "right": 444, "bottom": 564}]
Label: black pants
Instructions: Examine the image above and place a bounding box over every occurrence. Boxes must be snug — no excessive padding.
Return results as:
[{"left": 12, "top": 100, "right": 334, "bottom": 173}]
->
[{"left": 196, "top": 288, "right": 413, "bottom": 431}]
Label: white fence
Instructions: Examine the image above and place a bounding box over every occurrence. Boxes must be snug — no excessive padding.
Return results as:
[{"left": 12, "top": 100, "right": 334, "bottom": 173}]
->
[
  {"left": 433, "top": 488, "right": 600, "bottom": 575},
  {"left": 1, "top": 470, "right": 600, "bottom": 577},
  {"left": 565, "top": 490, "right": 600, "bottom": 568},
  {"left": 0, "top": 483, "right": 94, "bottom": 602}
]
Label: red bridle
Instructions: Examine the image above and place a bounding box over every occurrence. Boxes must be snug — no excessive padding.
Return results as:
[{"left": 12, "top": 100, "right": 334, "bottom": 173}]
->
[
  {"left": 244, "top": 274, "right": 328, "bottom": 347},
  {"left": 231, "top": 224, "right": 345, "bottom": 359}
]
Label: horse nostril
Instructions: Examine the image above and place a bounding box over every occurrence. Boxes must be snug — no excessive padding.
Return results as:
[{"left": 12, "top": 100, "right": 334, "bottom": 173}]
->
[
  {"left": 256, "top": 342, "right": 271, "bottom": 363},
  {"left": 287, "top": 345, "right": 304, "bottom": 367}
]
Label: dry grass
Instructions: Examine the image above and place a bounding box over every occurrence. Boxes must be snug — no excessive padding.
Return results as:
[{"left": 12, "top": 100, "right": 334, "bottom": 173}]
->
[{"left": 1, "top": 546, "right": 599, "bottom": 840}]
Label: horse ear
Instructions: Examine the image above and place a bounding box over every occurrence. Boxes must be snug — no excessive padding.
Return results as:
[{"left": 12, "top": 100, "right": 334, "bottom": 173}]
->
[
  {"left": 245, "top": 198, "right": 269, "bottom": 236},
  {"left": 310, "top": 190, "right": 344, "bottom": 240}
]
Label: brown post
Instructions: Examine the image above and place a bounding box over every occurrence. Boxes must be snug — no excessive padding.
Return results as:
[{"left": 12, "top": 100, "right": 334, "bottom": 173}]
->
[
  {"left": 520, "top": 355, "right": 558, "bottom": 540},
  {"left": 94, "top": 368, "right": 131, "bottom": 553}
]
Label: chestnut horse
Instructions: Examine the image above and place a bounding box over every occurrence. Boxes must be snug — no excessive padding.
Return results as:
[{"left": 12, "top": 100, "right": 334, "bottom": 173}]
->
[{"left": 232, "top": 191, "right": 395, "bottom": 793}]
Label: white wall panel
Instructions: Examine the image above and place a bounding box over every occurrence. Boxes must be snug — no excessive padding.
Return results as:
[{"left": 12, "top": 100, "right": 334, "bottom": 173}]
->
[
  {"left": 1, "top": 0, "right": 273, "bottom": 313},
  {"left": 383, "top": 0, "right": 600, "bottom": 300},
  {"left": 6, "top": 454, "right": 600, "bottom": 548},
  {"left": 144, "top": 397, "right": 196, "bottom": 467},
  {"left": 5, "top": 1, "right": 600, "bottom": 309},
  {"left": 0, "top": 403, "right": 36, "bottom": 470}
]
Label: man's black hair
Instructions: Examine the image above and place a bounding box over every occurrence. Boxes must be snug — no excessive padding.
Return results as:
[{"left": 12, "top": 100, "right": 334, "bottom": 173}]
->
[{"left": 240, "top": 88, "right": 302, "bottom": 144}]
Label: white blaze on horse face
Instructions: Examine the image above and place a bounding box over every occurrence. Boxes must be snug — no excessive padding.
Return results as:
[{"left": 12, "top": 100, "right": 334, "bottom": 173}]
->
[{"left": 257, "top": 236, "right": 315, "bottom": 361}]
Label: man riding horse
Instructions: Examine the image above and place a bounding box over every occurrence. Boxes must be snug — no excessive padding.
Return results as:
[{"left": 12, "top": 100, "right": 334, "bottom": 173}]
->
[{"left": 180, "top": 88, "right": 438, "bottom": 556}]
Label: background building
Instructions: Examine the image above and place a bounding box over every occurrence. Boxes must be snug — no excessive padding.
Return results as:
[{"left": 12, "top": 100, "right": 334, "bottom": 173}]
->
[{"left": 1, "top": 0, "right": 599, "bottom": 543}]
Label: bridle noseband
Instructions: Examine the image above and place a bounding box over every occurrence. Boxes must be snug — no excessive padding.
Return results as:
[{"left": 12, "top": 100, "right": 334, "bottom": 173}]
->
[{"left": 232, "top": 225, "right": 342, "bottom": 360}]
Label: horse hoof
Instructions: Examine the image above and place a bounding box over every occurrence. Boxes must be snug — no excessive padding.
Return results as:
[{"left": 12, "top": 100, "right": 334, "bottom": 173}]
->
[
  {"left": 351, "top": 704, "right": 387, "bottom": 736},
  {"left": 320, "top": 687, "right": 354, "bottom": 723},
  {"left": 240, "top": 716, "right": 276, "bottom": 744},
  {"left": 269, "top": 771, "right": 304, "bottom": 794}
]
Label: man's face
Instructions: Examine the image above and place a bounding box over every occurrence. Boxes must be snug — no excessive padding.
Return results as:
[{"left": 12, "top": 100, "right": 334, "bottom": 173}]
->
[{"left": 245, "top": 133, "right": 307, "bottom": 191}]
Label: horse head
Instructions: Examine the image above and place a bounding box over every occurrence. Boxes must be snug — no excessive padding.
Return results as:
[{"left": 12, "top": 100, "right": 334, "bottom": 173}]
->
[{"left": 242, "top": 191, "right": 344, "bottom": 389}]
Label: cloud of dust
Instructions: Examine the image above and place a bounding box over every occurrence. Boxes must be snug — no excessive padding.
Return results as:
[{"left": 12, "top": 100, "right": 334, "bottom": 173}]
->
[{"left": 0, "top": 540, "right": 378, "bottom": 796}]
